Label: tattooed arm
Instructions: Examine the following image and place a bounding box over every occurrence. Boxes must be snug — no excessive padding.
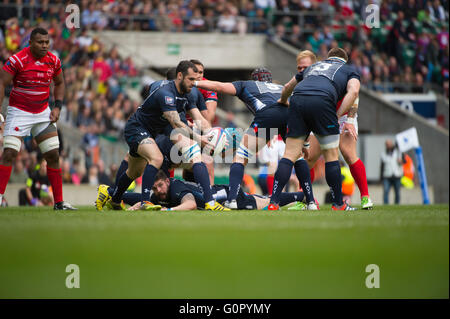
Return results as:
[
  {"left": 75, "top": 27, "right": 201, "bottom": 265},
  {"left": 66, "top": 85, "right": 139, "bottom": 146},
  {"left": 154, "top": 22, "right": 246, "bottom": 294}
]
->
[
  {"left": 187, "top": 107, "right": 211, "bottom": 133},
  {"left": 163, "top": 110, "right": 210, "bottom": 147}
]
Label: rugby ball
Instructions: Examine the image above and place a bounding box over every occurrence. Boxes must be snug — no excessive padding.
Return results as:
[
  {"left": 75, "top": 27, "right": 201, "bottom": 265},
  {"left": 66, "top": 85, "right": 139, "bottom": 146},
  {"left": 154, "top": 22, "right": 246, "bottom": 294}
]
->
[{"left": 206, "top": 127, "right": 227, "bottom": 156}]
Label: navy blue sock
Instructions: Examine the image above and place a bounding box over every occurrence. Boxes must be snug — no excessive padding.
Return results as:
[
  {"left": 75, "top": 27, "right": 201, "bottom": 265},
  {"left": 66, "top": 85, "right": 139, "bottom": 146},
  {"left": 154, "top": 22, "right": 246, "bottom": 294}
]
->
[
  {"left": 141, "top": 164, "right": 158, "bottom": 203},
  {"left": 228, "top": 163, "right": 245, "bottom": 201},
  {"left": 193, "top": 162, "right": 213, "bottom": 203},
  {"left": 115, "top": 160, "right": 128, "bottom": 187},
  {"left": 279, "top": 192, "right": 304, "bottom": 206},
  {"left": 122, "top": 192, "right": 141, "bottom": 206},
  {"left": 111, "top": 172, "right": 134, "bottom": 203},
  {"left": 325, "top": 160, "right": 343, "bottom": 206},
  {"left": 294, "top": 159, "right": 315, "bottom": 203},
  {"left": 270, "top": 158, "right": 294, "bottom": 205}
]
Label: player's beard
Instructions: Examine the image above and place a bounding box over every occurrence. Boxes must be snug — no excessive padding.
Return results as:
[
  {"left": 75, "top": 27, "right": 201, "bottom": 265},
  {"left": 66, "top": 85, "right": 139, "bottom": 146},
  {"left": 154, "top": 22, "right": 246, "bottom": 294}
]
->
[{"left": 180, "top": 80, "right": 191, "bottom": 94}]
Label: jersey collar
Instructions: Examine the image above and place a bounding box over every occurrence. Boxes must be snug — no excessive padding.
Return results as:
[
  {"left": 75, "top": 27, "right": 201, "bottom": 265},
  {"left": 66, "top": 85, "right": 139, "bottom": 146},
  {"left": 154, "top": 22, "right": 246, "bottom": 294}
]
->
[{"left": 328, "top": 57, "right": 347, "bottom": 63}]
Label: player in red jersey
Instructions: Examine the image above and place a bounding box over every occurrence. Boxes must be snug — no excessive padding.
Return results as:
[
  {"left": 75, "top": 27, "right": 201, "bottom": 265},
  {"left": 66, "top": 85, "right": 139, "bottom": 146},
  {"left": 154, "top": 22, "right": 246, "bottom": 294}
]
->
[
  {"left": 189, "top": 59, "right": 218, "bottom": 184},
  {"left": 291, "top": 50, "right": 373, "bottom": 210},
  {"left": 0, "top": 28, "right": 76, "bottom": 210},
  {"left": 190, "top": 59, "right": 218, "bottom": 124}
]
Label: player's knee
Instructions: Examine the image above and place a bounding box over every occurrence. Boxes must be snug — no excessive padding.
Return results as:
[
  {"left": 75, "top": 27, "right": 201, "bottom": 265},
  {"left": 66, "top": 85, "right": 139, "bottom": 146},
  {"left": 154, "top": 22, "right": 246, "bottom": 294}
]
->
[
  {"left": 43, "top": 149, "right": 60, "bottom": 166},
  {"left": 39, "top": 135, "right": 60, "bottom": 154},
  {"left": 150, "top": 153, "right": 164, "bottom": 168},
  {"left": 1, "top": 141, "right": 20, "bottom": 165}
]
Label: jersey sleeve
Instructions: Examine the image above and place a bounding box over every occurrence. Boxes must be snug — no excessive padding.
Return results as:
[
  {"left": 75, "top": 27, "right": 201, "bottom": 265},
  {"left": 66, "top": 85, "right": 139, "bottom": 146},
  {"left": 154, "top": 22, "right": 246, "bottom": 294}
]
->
[
  {"left": 204, "top": 89, "right": 217, "bottom": 102},
  {"left": 196, "top": 91, "right": 207, "bottom": 111},
  {"left": 3, "top": 56, "right": 19, "bottom": 76},
  {"left": 53, "top": 56, "right": 62, "bottom": 77},
  {"left": 346, "top": 65, "right": 361, "bottom": 81},
  {"left": 156, "top": 89, "right": 178, "bottom": 113},
  {"left": 170, "top": 180, "right": 194, "bottom": 207},
  {"left": 232, "top": 81, "right": 244, "bottom": 97}
]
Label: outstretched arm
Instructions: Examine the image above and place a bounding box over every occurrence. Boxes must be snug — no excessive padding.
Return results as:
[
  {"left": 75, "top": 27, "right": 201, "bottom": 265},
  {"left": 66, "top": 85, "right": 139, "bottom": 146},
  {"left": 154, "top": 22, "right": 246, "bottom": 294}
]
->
[
  {"left": 278, "top": 75, "right": 298, "bottom": 105},
  {"left": 165, "top": 193, "right": 197, "bottom": 211},
  {"left": 195, "top": 80, "right": 236, "bottom": 96}
]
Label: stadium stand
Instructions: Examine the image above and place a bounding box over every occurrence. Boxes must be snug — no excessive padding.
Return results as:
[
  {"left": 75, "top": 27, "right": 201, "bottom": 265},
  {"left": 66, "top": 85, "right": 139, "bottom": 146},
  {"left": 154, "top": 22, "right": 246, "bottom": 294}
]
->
[{"left": 0, "top": 0, "right": 448, "bottom": 205}]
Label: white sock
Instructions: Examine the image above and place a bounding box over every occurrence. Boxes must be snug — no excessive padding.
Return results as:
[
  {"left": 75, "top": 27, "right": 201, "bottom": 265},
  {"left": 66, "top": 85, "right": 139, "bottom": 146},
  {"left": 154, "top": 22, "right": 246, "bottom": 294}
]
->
[{"left": 207, "top": 200, "right": 215, "bottom": 206}]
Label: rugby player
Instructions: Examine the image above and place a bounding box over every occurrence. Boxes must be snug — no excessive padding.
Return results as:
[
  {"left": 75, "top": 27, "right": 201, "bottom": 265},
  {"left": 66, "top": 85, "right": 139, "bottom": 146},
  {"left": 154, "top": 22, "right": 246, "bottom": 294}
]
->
[
  {"left": 0, "top": 27, "right": 76, "bottom": 210},
  {"left": 195, "top": 68, "right": 316, "bottom": 210},
  {"left": 293, "top": 52, "right": 374, "bottom": 210},
  {"left": 95, "top": 66, "right": 213, "bottom": 210},
  {"left": 190, "top": 59, "right": 218, "bottom": 124},
  {"left": 268, "top": 48, "right": 360, "bottom": 211},
  {"left": 104, "top": 61, "right": 228, "bottom": 211},
  {"left": 106, "top": 170, "right": 306, "bottom": 211}
]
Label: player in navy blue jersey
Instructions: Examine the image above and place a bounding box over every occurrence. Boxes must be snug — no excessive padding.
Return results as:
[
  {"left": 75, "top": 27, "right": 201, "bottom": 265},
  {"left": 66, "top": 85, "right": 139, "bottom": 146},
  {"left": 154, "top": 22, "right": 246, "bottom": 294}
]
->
[
  {"left": 195, "top": 68, "right": 316, "bottom": 210},
  {"left": 102, "top": 60, "right": 228, "bottom": 211},
  {"left": 113, "top": 170, "right": 306, "bottom": 211},
  {"left": 268, "top": 48, "right": 360, "bottom": 211},
  {"left": 95, "top": 66, "right": 215, "bottom": 211}
]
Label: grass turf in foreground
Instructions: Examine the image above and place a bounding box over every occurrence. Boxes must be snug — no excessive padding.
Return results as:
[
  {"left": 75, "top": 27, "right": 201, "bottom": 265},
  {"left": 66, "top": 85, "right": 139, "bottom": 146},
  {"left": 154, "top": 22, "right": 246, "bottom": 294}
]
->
[{"left": 0, "top": 205, "right": 448, "bottom": 298}]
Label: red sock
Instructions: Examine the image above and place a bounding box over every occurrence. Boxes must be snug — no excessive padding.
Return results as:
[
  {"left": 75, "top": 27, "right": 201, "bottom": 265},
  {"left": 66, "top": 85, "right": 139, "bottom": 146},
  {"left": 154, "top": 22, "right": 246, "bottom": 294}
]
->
[
  {"left": 267, "top": 175, "right": 274, "bottom": 195},
  {"left": 309, "top": 168, "right": 315, "bottom": 183},
  {"left": 0, "top": 165, "right": 13, "bottom": 194},
  {"left": 169, "top": 169, "right": 175, "bottom": 178},
  {"left": 47, "top": 166, "right": 63, "bottom": 203},
  {"left": 349, "top": 159, "right": 369, "bottom": 198}
]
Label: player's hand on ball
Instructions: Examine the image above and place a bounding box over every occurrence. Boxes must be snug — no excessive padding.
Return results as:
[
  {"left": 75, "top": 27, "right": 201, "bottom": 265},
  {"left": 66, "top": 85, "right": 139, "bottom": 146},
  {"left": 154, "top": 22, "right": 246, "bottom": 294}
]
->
[{"left": 344, "top": 122, "right": 358, "bottom": 140}]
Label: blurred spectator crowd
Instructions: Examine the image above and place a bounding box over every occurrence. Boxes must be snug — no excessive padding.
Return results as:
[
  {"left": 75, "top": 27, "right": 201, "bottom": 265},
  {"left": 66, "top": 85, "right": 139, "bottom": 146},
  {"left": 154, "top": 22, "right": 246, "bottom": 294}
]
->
[{"left": 1, "top": 0, "right": 447, "bottom": 95}]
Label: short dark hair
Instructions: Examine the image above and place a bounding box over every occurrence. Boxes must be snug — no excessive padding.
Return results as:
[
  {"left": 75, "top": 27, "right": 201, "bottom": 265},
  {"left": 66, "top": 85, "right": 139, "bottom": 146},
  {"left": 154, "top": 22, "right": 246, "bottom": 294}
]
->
[
  {"left": 30, "top": 27, "right": 48, "bottom": 41},
  {"left": 175, "top": 60, "right": 198, "bottom": 77},
  {"left": 155, "top": 170, "right": 169, "bottom": 182},
  {"left": 166, "top": 67, "right": 177, "bottom": 80},
  {"left": 190, "top": 59, "right": 204, "bottom": 67},
  {"left": 327, "top": 47, "right": 348, "bottom": 62}
]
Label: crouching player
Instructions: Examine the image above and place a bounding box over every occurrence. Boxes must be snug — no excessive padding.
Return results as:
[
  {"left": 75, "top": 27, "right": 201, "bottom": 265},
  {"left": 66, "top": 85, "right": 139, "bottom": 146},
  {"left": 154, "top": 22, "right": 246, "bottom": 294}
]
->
[{"left": 100, "top": 61, "right": 228, "bottom": 211}]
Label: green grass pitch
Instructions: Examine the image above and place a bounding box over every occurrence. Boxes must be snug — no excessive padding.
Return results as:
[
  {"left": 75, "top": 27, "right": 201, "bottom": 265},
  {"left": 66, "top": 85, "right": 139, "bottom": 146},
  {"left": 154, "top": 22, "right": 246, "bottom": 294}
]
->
[{"left": 0, "top": 205, "right": 448, "bottom": 298}]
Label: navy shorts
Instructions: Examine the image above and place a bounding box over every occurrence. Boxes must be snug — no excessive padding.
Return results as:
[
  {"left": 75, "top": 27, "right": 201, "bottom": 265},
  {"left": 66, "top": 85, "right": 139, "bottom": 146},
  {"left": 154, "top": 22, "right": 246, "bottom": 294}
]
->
[
  {"left": 287, "top": 95, "right": 339, "bottom": 138},
  {"left": 124, "top": 118, "right": 156, "bottom": 158},
  {"left": 213, "top": 185, "right": 257, "bottom": 210},
  {"left": 249, "top": 104, "right": 288, "bottom": 142},
  {"left": 155, "top": 134, "right": 178, "bottom": 176}
]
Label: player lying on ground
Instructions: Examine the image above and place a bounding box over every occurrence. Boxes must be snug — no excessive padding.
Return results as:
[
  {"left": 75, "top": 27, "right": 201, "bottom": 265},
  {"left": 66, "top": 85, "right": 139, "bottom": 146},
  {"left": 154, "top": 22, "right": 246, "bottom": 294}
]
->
[
  {"left": 195, "top": 68, "right": 317, "bottom": 210},
  {"left": 106, "top": 60, "right": 229, "bottom": 211},
  {"left": 101, "top": 170, "right": 306, "bottom": 211},
  {"left": 268, "top": 48, "right": 360, "bottom": 211},
  {"left": 286, "top": 51, "right": 373, "bottom": 210},
  {"left": 0, "top": 27, "right": 75, "bottom": 210}
]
